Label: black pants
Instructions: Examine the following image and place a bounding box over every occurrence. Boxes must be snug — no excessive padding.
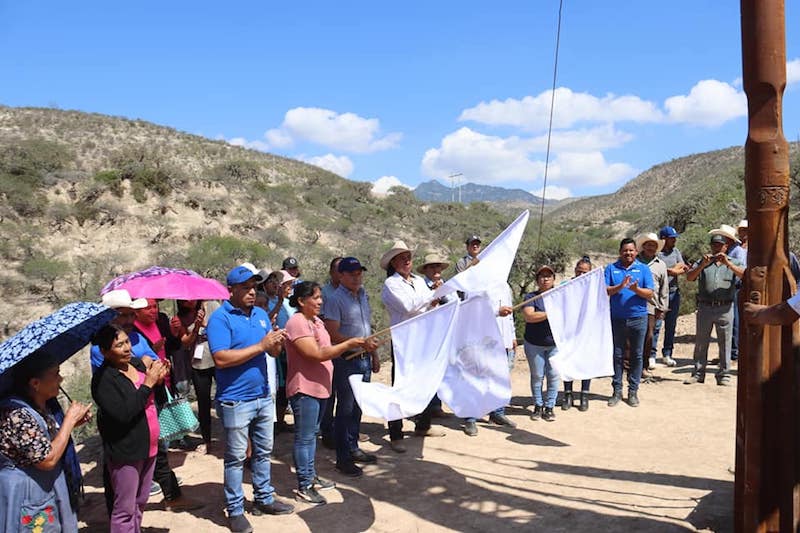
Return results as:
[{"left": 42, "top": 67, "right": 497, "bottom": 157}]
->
[
  {"left": 387, "top": 348, "right": 433, "bottom": 441},
  {"left": 190, "top": 366, "right": 215, "bottom": 443}
]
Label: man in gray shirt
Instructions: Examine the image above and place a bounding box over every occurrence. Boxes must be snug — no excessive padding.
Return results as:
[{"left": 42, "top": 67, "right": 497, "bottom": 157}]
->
[
  {"left": 652, "top": 226, "right": 689, "bottom": 367},
  {"left": 322, "top": 257, "right": 379, "bottom": 477}
]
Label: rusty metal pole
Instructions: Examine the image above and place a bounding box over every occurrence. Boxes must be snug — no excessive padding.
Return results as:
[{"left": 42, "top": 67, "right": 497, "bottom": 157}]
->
[{"left": 737, "top": 1, "right": 799, "bottom": 531}]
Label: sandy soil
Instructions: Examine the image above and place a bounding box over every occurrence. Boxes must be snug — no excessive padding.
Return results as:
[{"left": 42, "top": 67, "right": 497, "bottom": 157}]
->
[{"left": 76, "top": 313, "right": 735, "bottom": 532}]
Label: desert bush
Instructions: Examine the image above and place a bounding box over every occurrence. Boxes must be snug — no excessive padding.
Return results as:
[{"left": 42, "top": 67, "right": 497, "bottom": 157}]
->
[
  {"left": 180, "top": 235, "right": 279, "bottom": 280},
  {"left": 20, "top": 255, "right": 69, "bottom": 303}
]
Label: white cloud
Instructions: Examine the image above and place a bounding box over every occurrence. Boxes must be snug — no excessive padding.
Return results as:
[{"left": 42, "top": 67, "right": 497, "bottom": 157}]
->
[
  {"left": 531, "top": 185, "right": 572, "bottom": 200},
  {"left": 299, "top": 153, "right": 354, "bottom": 178},
  {"left": 663, "top": 79, "right": 746, "bottom": 126},
  {"left": 788, "top": 58, "right": 800, "bottom": 86},
  {"left": 371, "top": 175, "right": 412, "bottom": 196},
  {"left": 421, "top": 127, "right": 635, "bottom": 187},
  {"left": 550, "top": 151, "right": 636, "bottom": 186},
  {"left": 529, "top": 125, "right": 633, "bottom": 152},
  {"left": 422, "top": 127, "right": 545, "bottom": 184},
  {"left": 459, "top": 87, "right": 663, "bottom": 131},
  {"left": 266, "top": 107, "right": 402, "bottom": 153},
  {"left": 227, "top": 137, "right": 270, "bottom": 152}
]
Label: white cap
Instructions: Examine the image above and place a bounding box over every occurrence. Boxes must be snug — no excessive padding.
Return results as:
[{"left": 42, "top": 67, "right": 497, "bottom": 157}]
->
[{"left": 102, "top": 289, "right": 148, "bottom": 310}]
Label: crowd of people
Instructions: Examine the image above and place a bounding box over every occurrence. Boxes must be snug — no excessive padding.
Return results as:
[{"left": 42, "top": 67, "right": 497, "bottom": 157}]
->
[{"left": 0, "top": 222, "right": 751, "bottom": 532}]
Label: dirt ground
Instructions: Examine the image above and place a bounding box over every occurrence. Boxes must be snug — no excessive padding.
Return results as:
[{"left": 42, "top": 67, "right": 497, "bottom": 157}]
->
[{"left": 76, "top": 313, "right": 735, "bottom": 532}]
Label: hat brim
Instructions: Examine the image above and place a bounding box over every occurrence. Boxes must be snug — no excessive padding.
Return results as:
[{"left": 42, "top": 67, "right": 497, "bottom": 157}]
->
[
  {"left": 417, "top": 262, "right": 450, "bottom": 274},
  {"left": 380, "top": 247, "right": 413, "bottom": 271},
  {"left": 708, "top": 229, "right": 741, "bottom": 244},
  {"left": 635, "top": 237, "right": 665, "bottom": 253}
]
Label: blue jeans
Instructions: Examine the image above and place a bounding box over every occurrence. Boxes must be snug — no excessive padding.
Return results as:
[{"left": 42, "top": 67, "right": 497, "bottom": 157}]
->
[
  {"left": 289, "top": 394, "right": 326, "bottom": 490},
  {"left": 216, "top": 396, "right": 275, "bottom": 516},
  {"left": 333, "top": 356, "right": 371, "bottom": 465},
  {"left": 611, "top": 315, "right": 647, "bottom": 393},
  {"left": 652, "top": 290, "right": 680, "bottom": 358},
  {"left": 524, "top": 343, "right": 560, "bottom": 408}
]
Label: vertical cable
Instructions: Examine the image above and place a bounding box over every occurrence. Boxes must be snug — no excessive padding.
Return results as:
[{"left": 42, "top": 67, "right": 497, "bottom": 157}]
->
[{"left": 537, "top": 0, "right": 565, "bottom": 250}]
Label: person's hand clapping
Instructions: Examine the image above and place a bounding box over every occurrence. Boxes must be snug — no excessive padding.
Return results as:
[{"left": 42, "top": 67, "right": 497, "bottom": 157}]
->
[
  {"left": 261, "top": 329, "right": 285, "bottom": 352},
  {"left": 144, "top": 360, "right": 168, "bottom": 387}
]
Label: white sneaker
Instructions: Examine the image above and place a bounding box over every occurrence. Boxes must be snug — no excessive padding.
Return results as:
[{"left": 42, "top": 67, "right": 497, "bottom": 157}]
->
[
  {"left": 648, "top": 357, "right": 656, "bottom": 369},
  {"left": 663, "top": 356, "right": 677, "bottom": 367}
]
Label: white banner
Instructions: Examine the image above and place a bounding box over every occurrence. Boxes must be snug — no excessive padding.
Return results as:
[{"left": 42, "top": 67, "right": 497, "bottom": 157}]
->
[
  {"left": 433, "top": 210, "right": 529, "bottom": 300},
  {"left": 545, "top": 268, "right": 613, "bottom": 381},
  {"left": 349, "top": 299, "right": 459, "bottom": 421},
  {"left": 437, "top": 294, "right": 511, "bottom": 418}
]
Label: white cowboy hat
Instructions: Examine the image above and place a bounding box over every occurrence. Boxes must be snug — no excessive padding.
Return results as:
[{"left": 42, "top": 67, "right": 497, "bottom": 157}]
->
[
  {"left": 708, "top": 224, "right": 741, "bottom": 244},
  {"left": 101, "top": 289, "right": 148, "bottom": 310},
  {"left": 634, "top": 232, "right": 664, "bottom": 253},
  {"left": 380, "top": 240, "right": 413, "bottom": 271},
  {"left": 416, "top": 253, "right": 451, "bottom": 274},
  {"left": 738, "top": 219, "right": 748, "bottom": 229}
]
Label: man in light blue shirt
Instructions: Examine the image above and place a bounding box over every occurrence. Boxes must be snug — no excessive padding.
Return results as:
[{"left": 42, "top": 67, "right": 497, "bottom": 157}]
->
[{"left": 322, "top": 257, "right": 379, "bottom": 477}]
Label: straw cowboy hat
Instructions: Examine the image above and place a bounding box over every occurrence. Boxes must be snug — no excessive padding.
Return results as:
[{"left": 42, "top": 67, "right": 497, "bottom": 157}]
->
[
  {"left": 634, "top": 232, "right": 664, "bottom": 253},
  {"left": 380, "top": 240, "right": 413, "bottom": 271},
  {"left": 416, "top": 253, "right": 451, "bottom": 274},
  {"left": 708, "top": 224, "right": 741, "bottom": 244},
  {"left": 738, "top": 219, "right": 748, "bottom": 229}
]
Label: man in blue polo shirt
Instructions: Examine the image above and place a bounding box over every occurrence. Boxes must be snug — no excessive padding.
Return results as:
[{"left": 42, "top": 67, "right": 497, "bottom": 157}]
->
[
  {"left": 207, "top": 265, "right": 293, "bottom": 533},
  {"left": 605, "top": 238, "right": 654, "bottom": 408}
]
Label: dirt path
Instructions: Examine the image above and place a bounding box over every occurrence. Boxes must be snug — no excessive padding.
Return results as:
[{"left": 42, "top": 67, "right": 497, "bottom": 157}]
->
[{"left": 77, "top": 313, "right": 734, "bottom": 532}]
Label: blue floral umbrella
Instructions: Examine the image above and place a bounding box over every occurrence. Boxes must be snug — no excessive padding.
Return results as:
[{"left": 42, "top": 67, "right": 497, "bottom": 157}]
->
[{"left": 0, "top": 302, "right": 117, "bottom": 395}]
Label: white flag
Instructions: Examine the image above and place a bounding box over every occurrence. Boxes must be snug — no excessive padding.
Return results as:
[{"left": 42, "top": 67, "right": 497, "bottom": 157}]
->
[
  {"left": 545, "top": 268, "right": 613, "bottom": 381},
  {"left": 437, "top": 294, "right": 511, "bottom": 418},
  {"left": 349, "top": 299, "right": 459, "bottom": 421},
  {"left": 433, "top": 210, "right": 529, "bottom": 300}
]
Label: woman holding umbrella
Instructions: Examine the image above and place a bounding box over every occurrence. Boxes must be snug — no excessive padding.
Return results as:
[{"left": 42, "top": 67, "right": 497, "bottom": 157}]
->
[{"left": 0, "top": 351, "right": 92, "bottom": 532}]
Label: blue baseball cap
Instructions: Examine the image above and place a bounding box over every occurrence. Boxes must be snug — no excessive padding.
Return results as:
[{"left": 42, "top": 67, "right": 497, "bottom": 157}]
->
[
  {"left": 338, "top": 257, "right": 367, "bottom": 273},
  {"left": 658, "top": 226, "right": 679, "bottom": 239},
  {"left": 226, "top": 266, "right": 257, "bottom": 286}
]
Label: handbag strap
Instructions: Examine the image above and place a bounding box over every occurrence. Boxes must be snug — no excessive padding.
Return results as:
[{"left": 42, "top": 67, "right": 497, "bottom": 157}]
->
[{"left": 164, "top": 386, "right": 174, "bottom": 403}]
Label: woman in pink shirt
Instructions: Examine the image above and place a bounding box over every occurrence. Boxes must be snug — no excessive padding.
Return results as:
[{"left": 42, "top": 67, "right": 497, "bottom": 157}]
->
[{"left": 284, "top": 281, "right": 367, "bottom": 506}]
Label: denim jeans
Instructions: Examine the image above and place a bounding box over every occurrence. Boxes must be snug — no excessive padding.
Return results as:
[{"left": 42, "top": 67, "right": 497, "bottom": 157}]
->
[
  {"left": 524, "top": 343, "right": 560, "bottom": 408},
  {"left": 652, "top": 290, "right": 680, "bottom": 358},
  {"left": 333, "top": 356, "right": 371, "bottom": 465},
  {"left": 289, "top": 393, "right": 326, "bottom": 490},
  {"left": 611, "top": 315, "right": 647, "bottom": 393},
  {"left": 216, "top": 396, "right": 275, "bottom": 516}
]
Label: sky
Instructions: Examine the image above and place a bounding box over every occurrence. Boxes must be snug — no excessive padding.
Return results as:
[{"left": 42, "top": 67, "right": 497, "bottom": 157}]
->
[{"left": 2, "top": 1, "right": 799, "bottom": 200}]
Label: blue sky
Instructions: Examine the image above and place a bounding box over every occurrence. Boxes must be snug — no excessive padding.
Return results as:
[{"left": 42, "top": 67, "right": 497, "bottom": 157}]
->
[{"left": 2, "top": 1, "right": 799, "bottom": 199}]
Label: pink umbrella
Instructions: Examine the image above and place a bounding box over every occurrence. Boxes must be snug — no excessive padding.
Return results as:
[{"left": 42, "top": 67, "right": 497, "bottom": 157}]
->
[{"left": 100, "top": 266, "right": 230, "bottom": 300}]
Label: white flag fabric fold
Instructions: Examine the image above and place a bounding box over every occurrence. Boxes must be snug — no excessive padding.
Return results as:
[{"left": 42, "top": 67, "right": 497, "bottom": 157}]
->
[
  {"left": 545, "top": 267, "right": 613, "bottom": 381},
  {"left": 436, "top": 294, "right": 511, "bottom": 418},
  {"left": 349, "top": 299, "right": 459, "bottom": 421},
  {"left": 432, "top": 210, "right": 529, "bottom": 300}
]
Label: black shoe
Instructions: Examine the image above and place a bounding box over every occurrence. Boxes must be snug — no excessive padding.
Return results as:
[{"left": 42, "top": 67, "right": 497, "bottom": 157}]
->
[
  {"left": 312, "top": 475, "right": 336, "bottom": 491},
  {"left": 578, "top": 392, "right": 589, "bottom": 412},
  {"left": 463, "top": 420, "right": 478, "bottom": 436},
  {"left": 542, "top": 407, "right": 556, "bottom": 422},
  {"left": 251, "top": 500, "right": 294, "bottom": 516},
  {"left": 320, "top": 434, "right": 335, "bottom": 450},
  {"left": 350, "top": 449, "right": 377, "bottom": 464},
  {"left": 561, "top": 392, "right": 573, "bottom": 411},
  {"left": 227, "top": 513, "right": 253, "bottom": 533},
  {"left": 627, "top": 391, "right": 640, "bottom": 407},
  {"left": 335, "top": 461, "right": 364, "bottom": 477},
  {"left": 295, "top": 486, "right": 326, "bottom": 506},
  {"left": 530, "top": 405, "right": 543, "bottom": 420},
  {"left": 488, "top": 413, "right": 517, "bottom": 428},
  {"left": 607, "top": 390, "right": 622, "bottom": 407}
]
